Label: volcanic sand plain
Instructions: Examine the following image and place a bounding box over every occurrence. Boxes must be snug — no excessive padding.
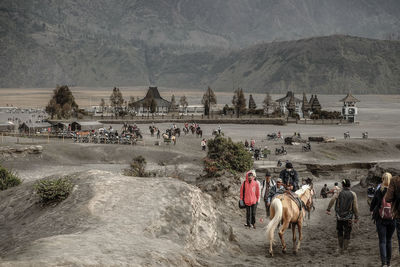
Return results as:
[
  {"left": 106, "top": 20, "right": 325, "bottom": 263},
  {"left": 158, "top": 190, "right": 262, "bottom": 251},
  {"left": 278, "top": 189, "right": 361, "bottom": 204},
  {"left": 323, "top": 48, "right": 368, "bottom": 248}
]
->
[{"left": 1, "top": 90, "right": 400, "bottom": 266}]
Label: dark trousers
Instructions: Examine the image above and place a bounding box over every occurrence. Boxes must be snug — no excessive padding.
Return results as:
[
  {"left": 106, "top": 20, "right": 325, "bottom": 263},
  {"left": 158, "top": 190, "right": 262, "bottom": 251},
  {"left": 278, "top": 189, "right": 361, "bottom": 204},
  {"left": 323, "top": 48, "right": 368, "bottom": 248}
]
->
[
  {"left": 395, "top": 219, "right": 400, "bottom": 252},
  {"left": 337, "top": 219, "right": 352, "bottom": 239},
  {"left": 264, "top": 201, "right": 270, "bottom": 217},
  {"left": 246, "top": 204, "right": 257, "bottom": 225},
  {"left": 376, "top": 219, "right": 396, "bottom": 265}
]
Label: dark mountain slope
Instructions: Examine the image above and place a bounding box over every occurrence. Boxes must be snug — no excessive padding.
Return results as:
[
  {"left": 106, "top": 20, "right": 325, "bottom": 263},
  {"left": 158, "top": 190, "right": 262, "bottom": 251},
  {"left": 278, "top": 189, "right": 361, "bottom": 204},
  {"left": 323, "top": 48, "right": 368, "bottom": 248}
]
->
[{"left": 211, "top": 35, "right": 400, "bottom": 94}]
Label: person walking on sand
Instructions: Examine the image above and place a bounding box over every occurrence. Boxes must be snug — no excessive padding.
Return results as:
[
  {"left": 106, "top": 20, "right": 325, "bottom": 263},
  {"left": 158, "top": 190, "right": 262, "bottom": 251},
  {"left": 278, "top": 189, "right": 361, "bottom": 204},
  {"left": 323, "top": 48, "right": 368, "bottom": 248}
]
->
[
  {"left": 320, "top": 184, "right": 330, "bottom": 198},
  {"left": 261, "top": 171, "right": 276, "bottom": 217},
  {"left": 250, "top": 138, "right": 255, "bottom": 149},
  {"left": 244, "top": 140, "right": 249, "bottom": 148},
  {"left": 201, "top": 138, "right": 207, "bottom": 151},
  {"left": 330, "top": 182, "right": 341, "bottom": 197},
  {"left": 385, "top": 174, "right": 400, "bottom": 253},
  {"left": 239, "top": 171, "right": 260, "bottom": 229},
  {"left": 326, "top": 179, "right": 359, "bottom": 253},
  {"left": 171, "top": 135, "right": 176, "bottom": 145},
  {"left": 371, "top": 173, "right": 395, "bottom": 267}
]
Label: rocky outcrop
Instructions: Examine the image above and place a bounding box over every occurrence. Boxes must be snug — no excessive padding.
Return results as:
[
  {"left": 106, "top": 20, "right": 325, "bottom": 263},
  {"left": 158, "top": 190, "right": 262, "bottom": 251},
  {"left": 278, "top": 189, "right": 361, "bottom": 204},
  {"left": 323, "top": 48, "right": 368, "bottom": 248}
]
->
[
  {"left": 0, "top": 170, "right": 234, "bottom": 266},
  {"left": 366, "top": 162, "right": 400, "bottom": 185},
  {"left": 0, "top": 145, "right": 43, "bottom": 156}
]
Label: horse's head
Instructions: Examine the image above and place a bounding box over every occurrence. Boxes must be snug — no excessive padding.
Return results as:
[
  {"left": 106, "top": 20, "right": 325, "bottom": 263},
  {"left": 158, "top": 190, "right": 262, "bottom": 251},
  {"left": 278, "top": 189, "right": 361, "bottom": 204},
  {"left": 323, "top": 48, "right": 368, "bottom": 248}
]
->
[{"left": 296, "top": 185, "right": 314, "bottom": 212}]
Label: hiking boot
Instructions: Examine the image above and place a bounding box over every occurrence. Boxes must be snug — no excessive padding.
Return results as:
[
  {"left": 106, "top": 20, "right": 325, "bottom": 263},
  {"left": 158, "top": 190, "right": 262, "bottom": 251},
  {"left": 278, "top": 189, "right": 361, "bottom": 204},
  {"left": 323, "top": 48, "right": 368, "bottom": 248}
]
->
[
  {"left": 251, "top": 224, "right": 256, "bottom": 229},
  {"left": 244, "top": 224, "right": 250, "bottom": 228}
]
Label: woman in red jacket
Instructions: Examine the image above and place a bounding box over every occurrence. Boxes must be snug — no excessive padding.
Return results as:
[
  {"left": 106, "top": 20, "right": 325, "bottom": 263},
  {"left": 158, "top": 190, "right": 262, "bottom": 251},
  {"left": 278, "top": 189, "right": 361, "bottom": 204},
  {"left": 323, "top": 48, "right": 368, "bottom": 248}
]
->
[{"left": 240, "top": 171, "right": 260, "bottom": 228}]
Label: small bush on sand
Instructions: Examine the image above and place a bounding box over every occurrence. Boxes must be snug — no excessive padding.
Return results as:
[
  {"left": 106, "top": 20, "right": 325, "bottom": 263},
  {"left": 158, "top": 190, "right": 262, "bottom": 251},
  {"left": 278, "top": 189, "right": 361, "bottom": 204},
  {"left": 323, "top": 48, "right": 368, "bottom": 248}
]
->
[
  {"left": 35, "top": 178, "right": 74, "bottom": 204},
  {"left": 124, "top": 156, "right": 153, "bottom": 177},
  {"left": 0, "top": 165, "right": 22, "bottom": 191},
  {"left": 204, "top": 136, "right": 253, "bottom": 177}
]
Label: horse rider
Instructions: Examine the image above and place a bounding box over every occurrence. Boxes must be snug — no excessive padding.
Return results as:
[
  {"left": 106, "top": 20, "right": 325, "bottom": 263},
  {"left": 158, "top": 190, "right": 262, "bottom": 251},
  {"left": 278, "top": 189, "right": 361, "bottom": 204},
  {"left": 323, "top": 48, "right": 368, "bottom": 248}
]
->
[
  {"left": 326, "top": 179, "right": 359, "bottom": 253},
  {"left": 279, "top": 162, "right": 299, "bottom": 192},
  {"left": 265, "top": 178, "right": 285, "bottom": 214},
  {"left": 261, "top": 171, "right": 276, "bottom": 216}
]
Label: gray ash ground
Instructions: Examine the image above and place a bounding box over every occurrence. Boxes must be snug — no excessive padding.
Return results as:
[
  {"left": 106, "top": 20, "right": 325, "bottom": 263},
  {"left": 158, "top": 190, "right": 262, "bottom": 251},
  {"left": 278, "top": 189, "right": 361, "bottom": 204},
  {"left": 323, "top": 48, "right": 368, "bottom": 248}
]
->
[{"left": 1, "top": 120, "right": 400, "bottom": 266}]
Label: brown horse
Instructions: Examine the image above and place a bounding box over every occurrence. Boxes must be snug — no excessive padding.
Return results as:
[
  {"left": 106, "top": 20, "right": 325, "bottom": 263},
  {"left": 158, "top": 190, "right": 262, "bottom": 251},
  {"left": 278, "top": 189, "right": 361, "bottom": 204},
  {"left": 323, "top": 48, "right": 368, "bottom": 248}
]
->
[{"left": 266, "top": 185, "right": 314, "bottom": 256}]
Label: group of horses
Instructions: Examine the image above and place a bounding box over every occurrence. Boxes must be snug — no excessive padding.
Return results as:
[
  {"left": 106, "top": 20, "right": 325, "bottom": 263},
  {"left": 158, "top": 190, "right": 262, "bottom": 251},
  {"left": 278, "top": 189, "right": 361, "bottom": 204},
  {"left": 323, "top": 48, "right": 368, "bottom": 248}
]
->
[
  {"left": 71, "top": 128, "right": 142, "bottom": 145},
  {"left": 148, "top": 124, "right": 203, "bottom": 144},
  {"left": 150, "top": 124, "right": 203, "bottom": 139},
  {"left": 266, "top": 184, "right": 314, "bottom": 257}
]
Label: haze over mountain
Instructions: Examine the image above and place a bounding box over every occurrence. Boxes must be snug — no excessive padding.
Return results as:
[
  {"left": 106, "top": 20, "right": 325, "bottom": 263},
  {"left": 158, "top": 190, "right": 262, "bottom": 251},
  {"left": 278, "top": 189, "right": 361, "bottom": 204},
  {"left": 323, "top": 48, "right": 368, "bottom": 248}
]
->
[{"left": 1, "top": 0, "right": 400, "bottom": 92}]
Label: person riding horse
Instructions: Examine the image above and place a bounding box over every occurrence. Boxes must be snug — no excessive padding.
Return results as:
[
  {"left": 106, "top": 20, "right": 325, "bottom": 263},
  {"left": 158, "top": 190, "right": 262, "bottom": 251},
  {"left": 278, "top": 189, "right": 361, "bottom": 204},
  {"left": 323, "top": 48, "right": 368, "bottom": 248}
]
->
[{"left": 279, "top": 162, "right": 299, "bottom": 192}]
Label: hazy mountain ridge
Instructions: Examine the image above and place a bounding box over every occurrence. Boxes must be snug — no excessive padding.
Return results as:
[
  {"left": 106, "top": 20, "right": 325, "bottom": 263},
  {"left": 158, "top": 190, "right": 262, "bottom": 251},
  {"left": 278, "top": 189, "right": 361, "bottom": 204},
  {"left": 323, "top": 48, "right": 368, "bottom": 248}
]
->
[
  {"left": 1, "top": 0, "right": 400, "bottom": 92},
  {"left": 211, "top": 36, "right": 400, "bottom": 94}
]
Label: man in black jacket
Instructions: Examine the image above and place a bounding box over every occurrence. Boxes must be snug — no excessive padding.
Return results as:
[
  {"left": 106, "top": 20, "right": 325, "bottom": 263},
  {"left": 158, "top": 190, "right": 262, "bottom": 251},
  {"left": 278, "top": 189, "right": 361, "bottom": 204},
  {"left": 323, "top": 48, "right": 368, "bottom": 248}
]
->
[
  {"left": 326, "top": 179, "right": 359, "bottom": 253},
  {"left": 279, "top": 162, "right": 299, "bottom": 192}
]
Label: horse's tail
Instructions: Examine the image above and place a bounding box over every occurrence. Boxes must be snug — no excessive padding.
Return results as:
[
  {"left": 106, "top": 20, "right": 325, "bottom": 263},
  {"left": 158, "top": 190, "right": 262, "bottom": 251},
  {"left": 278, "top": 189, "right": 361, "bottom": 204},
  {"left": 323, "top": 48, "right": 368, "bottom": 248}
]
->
[{"left": 266, "top": 198, "right": 283, "bottom": 244}]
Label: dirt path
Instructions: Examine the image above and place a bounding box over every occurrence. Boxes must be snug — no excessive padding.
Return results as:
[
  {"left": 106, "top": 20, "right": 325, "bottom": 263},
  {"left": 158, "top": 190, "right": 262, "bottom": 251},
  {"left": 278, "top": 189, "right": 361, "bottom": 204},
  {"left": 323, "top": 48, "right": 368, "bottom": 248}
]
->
[
  {"left": 211, "top": 192, "right": 400, "bottom": 267},
  {"left": 2, "top": 131, "right": 400, "bottom": 266}
]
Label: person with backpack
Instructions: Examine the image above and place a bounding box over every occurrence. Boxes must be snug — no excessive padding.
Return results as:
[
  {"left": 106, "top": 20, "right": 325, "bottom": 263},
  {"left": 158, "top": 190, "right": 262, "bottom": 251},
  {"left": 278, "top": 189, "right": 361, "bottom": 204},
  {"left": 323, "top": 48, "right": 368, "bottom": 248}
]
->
[
  {"left": 370, "top": 172, "right": 394, "bottom": 267},
  {"left": 239, "top": 171, "right": 260, "bottom": 229},
  {"left": 385, "top": 174, "right": 400, "bottom": 255},
  {"left": 326, "top": 178, "right": 359, "bottom": 253},
  {"left": 260, "top": 171, "right": 276, "bottom": 217}
]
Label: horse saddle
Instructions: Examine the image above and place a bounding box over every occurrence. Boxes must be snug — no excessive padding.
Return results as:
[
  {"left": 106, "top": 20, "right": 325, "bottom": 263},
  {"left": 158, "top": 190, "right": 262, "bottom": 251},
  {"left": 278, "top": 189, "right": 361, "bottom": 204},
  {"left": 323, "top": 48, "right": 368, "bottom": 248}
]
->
[{"left": 284, "top": 191, "right": 303, "bottom": 211}]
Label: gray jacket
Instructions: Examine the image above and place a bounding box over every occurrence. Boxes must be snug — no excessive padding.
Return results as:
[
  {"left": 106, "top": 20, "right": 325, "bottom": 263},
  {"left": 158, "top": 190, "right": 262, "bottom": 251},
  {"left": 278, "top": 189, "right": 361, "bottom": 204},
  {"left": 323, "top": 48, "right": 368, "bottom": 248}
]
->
[
  {"left": 266, "top": 184, "right": 285, "bottom": 203},
  {"left": 261, "top": 179, "right": 276, "bottom": 202}
]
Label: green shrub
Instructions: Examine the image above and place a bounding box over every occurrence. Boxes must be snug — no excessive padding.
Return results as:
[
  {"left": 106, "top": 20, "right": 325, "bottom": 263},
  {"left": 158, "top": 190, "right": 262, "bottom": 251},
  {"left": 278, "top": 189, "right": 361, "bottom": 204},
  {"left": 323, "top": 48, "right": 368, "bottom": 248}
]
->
[
  {"left": 124, "top": 156, "right": 151, "bottom": 177},
  {"left": 204, "top": 136, "right": 253, "bottom": 177},
  {"left": 0, "top": 166, "right": 22, "bottom": 191},
  {"left": 35, "top": 178, "right": 74, "bottom": 204}
]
